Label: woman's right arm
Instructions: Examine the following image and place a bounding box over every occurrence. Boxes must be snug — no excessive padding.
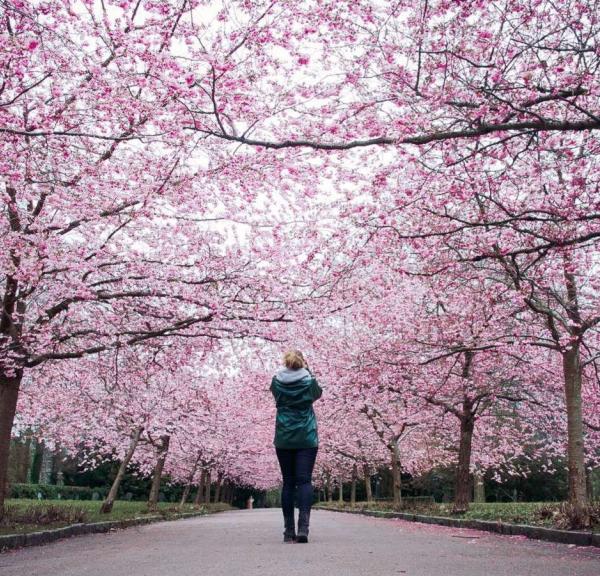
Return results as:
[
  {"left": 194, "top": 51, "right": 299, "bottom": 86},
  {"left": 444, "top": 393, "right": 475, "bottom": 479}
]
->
[{"left": 311, "top": 378, "right": 323, "bottom": 401}]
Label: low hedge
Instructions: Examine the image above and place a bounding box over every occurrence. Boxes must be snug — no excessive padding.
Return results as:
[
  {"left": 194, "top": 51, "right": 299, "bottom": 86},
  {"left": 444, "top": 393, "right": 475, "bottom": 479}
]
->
[{"left": 9, "top": 484, "right": 108, "bottom": 501}]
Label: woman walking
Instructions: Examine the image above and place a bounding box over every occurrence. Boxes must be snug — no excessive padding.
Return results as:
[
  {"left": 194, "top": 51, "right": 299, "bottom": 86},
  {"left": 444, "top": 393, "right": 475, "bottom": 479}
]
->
[{"left": 271, "top": 350, "right": 322, "bottom": 543}]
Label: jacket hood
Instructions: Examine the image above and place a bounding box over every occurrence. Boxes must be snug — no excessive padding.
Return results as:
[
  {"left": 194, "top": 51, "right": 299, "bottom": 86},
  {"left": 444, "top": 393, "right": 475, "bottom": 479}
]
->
[{"left": 275, "top": 367, "right": 311, "bottom": 383}]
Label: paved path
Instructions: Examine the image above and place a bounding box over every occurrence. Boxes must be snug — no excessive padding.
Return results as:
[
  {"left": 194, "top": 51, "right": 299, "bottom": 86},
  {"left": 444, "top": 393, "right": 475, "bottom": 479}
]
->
[{"left": 1, "top": 509, "right": 600, "bottom": 575}]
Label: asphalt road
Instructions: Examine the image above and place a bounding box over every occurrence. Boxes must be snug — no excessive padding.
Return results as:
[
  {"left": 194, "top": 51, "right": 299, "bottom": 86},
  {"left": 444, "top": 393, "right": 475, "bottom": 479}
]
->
[{"left": 1, "top": 508, "right": 600, "bottom": 576}]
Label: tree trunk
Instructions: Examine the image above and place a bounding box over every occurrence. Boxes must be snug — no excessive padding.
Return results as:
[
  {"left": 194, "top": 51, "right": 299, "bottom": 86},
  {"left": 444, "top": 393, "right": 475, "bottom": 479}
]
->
[
  {"left": 338, "top": 475, "right": 344, "bottom": 504},
  {"left": 390, "top": 438, "right": 402, "bottom": 509},
  {"left": 194, "top": 469, "right": 206, "bottom": 505},
  {"left": 12, "top": 436, "right": 31, "bottom": 483},
  {"left": 180, "top": 453, "right": 201, "bottom": 507},
  {"left": 363, "top": 463, "right": 373, "bottom": 503},
  {"left": 100, "top": 427, "right": 142, "bottom": 514},
  {"left": 562, "top": 344, "right": 589, "bottom": 527},
  {"left": 214, "top": 472, "right": 223, "bottom": 502},
  {"left": 325, "top": 473, "right": 332, "bottom": 502},
  {"left": 0, "top": 204, "right": 25, "bottom": 519},
  {"left": 180, "top": 484, "right": 192, "bottom": 506},
  {"left": 0, "top": 371, "right": 22, "bottom": 518},
  {"left": 453, "top": 409, "right": 475, "bottom": 514},
  {"left": 148, "top": 435, "right": 170, "bottom": 509},
  {"left": 473, "top": 473, "right": 485, "bottom": 503},
  {"left": 351, "top": 464, "right": 357, "bottom": 505},
  {"left": 204, "top": 469, "right": 211, "bottom": 504}
]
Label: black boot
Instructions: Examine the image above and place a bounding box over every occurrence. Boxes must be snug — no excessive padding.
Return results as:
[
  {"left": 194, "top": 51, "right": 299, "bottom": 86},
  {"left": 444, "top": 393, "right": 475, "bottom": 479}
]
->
[
  {"left": 283, "top": 512, "right": 296, "bottom": 543},
  {"left": 297, "top": 509, "right": 310, "bottom": 543}
]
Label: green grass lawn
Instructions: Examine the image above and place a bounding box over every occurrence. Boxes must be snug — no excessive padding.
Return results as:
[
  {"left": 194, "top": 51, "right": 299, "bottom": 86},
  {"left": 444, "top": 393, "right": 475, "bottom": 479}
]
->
[
  {"left": 1, "top": 499, "right": 232, "bottom": 536},
  {"left": 317, "top": 500, "right": 600, "bottom": 532}
]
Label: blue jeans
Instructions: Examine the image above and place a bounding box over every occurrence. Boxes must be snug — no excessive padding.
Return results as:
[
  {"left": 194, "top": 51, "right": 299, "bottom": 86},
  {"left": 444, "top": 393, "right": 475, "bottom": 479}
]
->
[{"left": 276, "top": 447, "right": 318, "bottom": 518}]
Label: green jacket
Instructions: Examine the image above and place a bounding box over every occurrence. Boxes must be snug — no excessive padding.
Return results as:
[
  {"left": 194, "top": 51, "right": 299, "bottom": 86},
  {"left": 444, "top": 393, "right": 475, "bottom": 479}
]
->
[{"left": 270, "top": 368, "right": 323, "bottom": 449}]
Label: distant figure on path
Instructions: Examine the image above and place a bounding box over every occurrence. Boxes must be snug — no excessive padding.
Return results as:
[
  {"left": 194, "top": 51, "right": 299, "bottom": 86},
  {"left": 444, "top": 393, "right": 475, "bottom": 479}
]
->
[{"left": 271, "top": 350, "right": 323, "bottom": 543}]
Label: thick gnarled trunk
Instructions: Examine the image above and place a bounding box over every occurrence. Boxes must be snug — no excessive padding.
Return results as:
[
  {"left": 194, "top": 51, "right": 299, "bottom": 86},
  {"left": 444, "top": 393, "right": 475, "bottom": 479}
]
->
[
  {"left": 100, "top": 426, "right": 142, "bottom": 514},
  {"left": 390, "top": 439, "right": 402, "bottom": 509},
  {"left": 562, "top": 344, "right": 589, "bottom": 527},
  {"left": 453, "top": 409, "right": 475, "bottom": 514},
  {"left": 0, "top": 371, "right": 22, "bottom": 518}
]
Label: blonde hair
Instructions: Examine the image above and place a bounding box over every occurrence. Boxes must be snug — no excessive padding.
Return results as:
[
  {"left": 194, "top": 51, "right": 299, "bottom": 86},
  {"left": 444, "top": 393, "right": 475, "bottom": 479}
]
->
[{"left": 284, "top": 350, "right": 306, "bottom": 370}]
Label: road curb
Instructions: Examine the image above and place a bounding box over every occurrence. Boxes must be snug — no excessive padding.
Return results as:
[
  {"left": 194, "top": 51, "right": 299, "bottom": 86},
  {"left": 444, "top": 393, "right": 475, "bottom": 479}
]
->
[
  {"left": 0, "top": 510, "right": 220, "bottom": 553},
  {"left": 317, "top": 506, "right": 599, "bottom": 548}
]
